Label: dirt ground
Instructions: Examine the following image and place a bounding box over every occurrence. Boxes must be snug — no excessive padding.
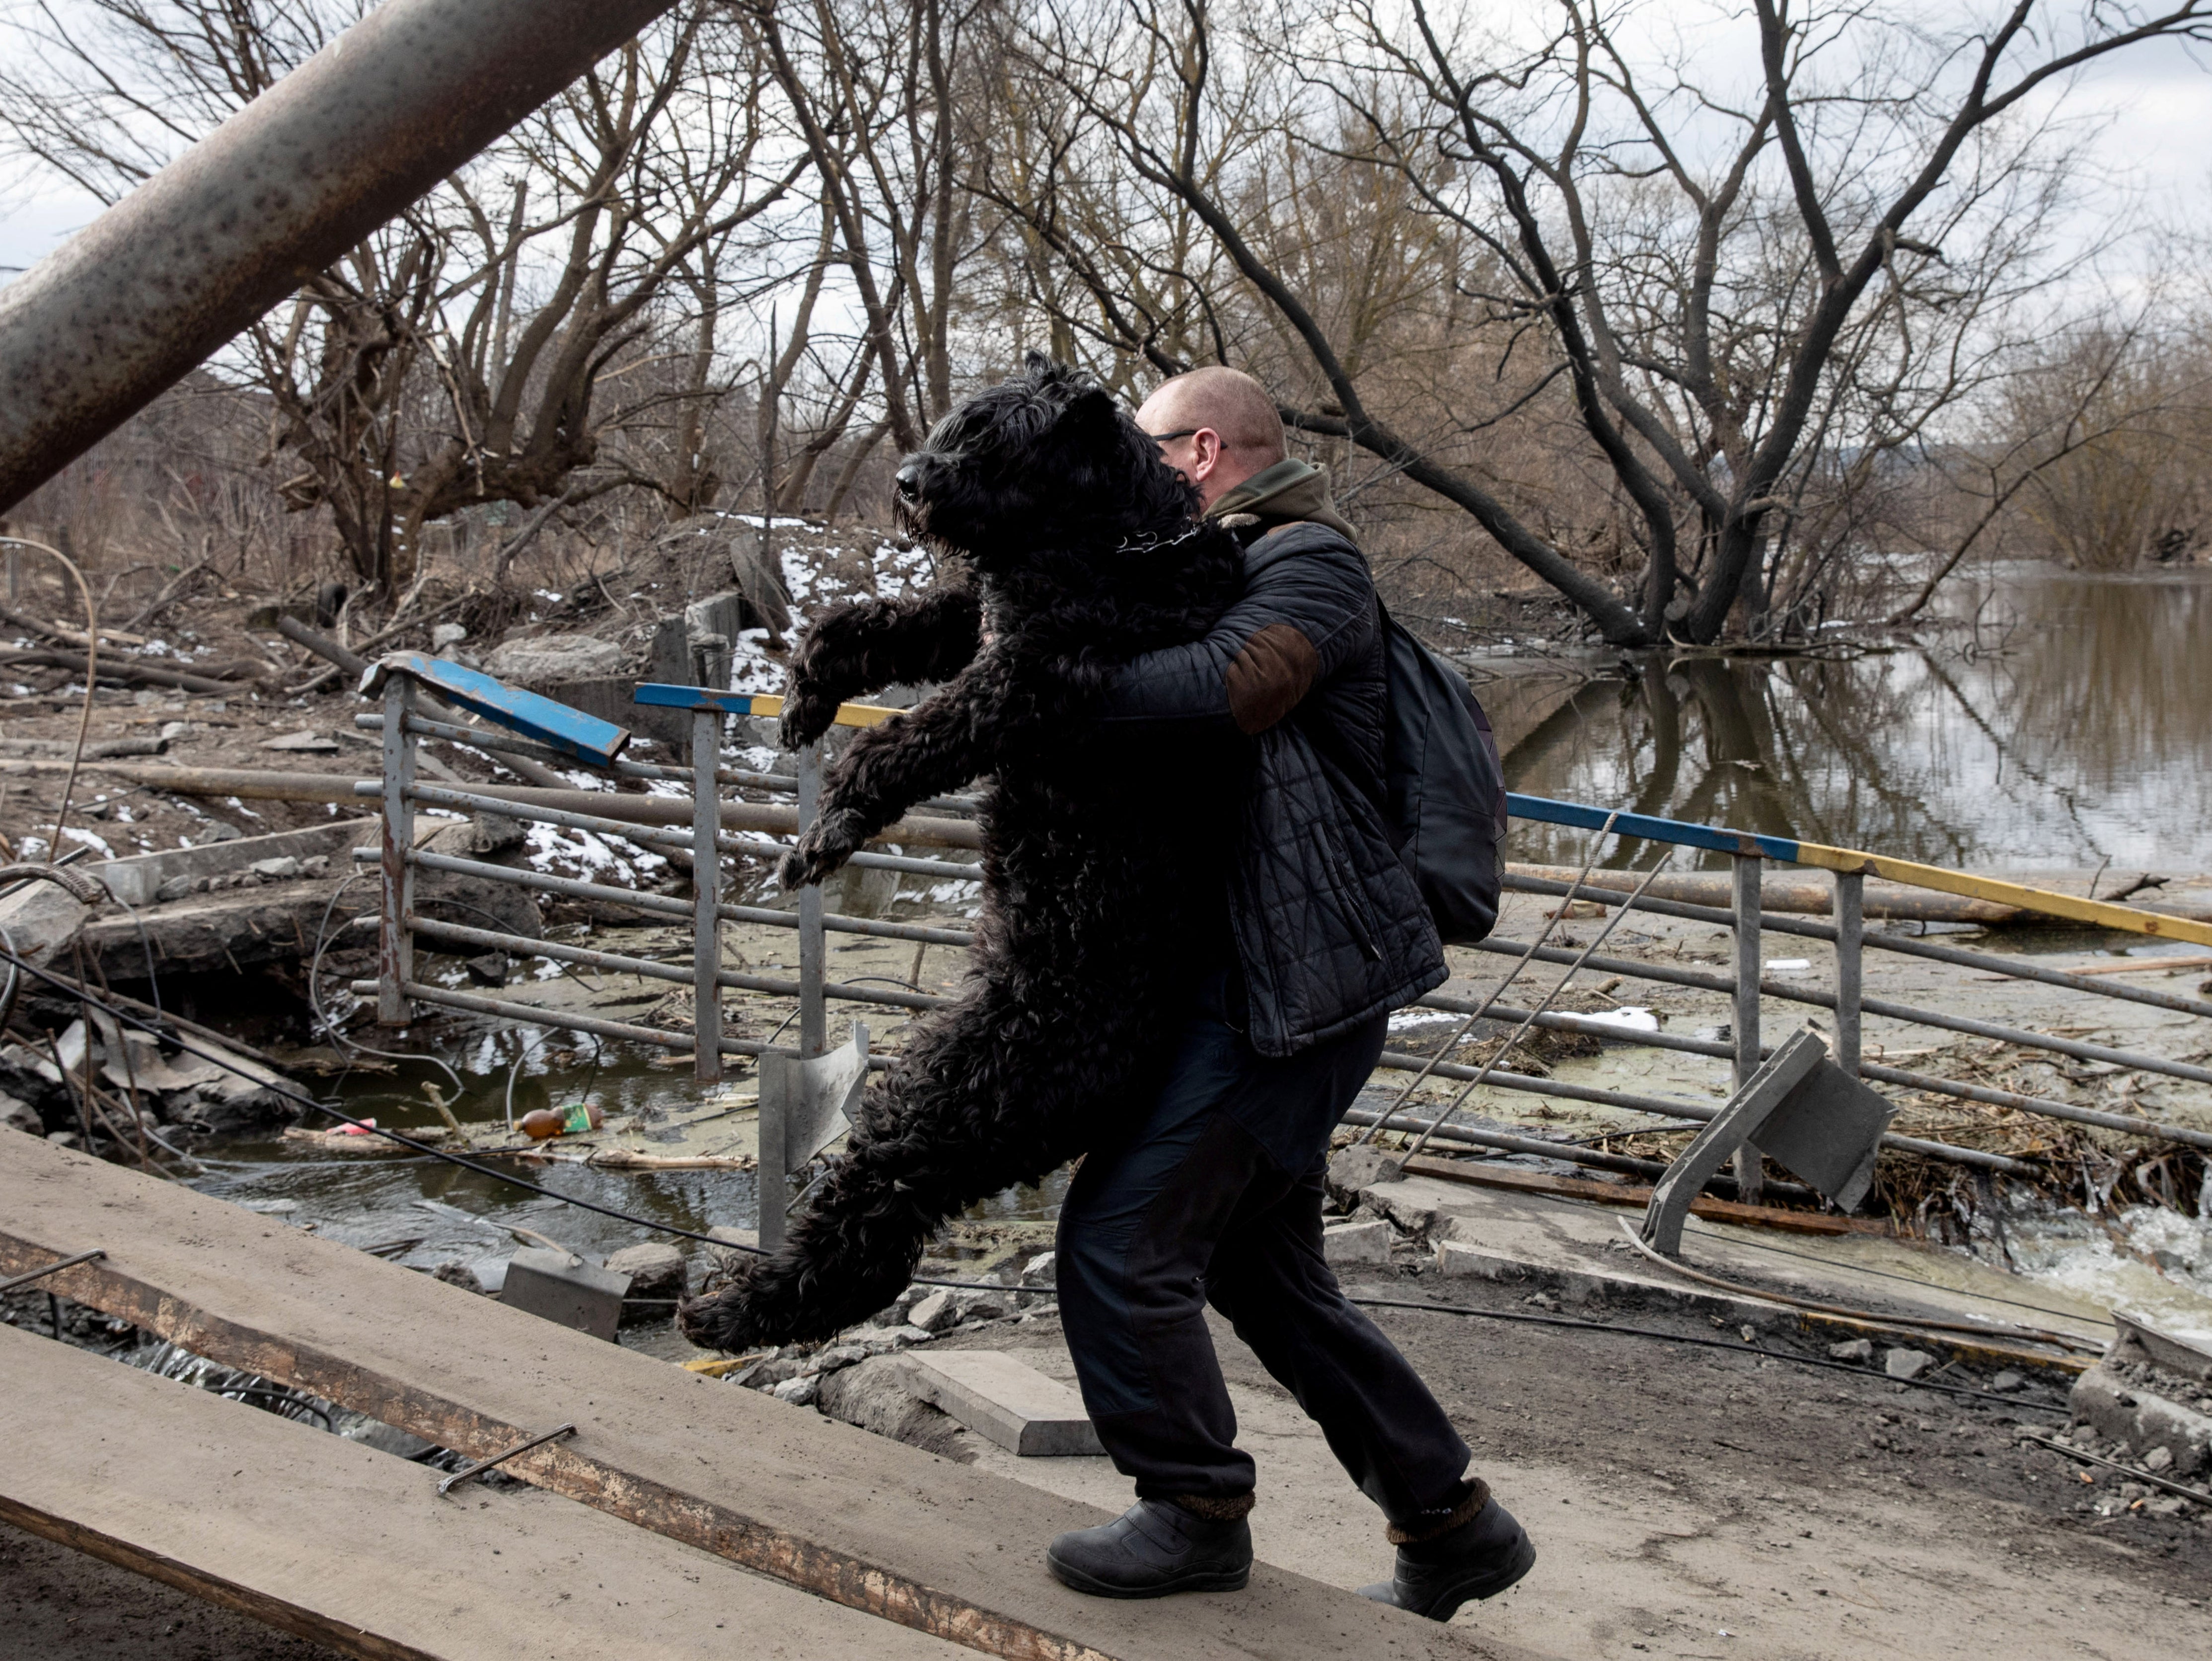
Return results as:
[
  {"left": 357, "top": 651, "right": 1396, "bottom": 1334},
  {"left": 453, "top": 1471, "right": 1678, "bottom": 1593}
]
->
[{"left": 920, "top": 1264, "right": 2211, "bottom": 1660}]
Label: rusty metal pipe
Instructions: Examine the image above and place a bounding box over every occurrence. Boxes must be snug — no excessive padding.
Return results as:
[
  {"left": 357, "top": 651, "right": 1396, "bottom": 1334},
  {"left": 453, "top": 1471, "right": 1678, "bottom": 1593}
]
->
[
  {"left": 0, "top": 0, "right": 679, "bottom": 509},
  {"left": 407, "top": 912, "right": 951, "bottom": 1013}
]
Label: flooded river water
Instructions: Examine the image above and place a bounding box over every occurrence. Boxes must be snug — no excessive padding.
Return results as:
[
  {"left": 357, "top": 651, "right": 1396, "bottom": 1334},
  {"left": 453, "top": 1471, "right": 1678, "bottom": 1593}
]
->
[{"left": 1502, "top": 562, "right": 2212, "bottom": 873}]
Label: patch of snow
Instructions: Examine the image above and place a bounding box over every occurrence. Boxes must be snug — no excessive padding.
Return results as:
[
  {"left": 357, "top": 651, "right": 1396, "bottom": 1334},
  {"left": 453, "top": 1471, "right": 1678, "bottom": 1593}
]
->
[
  {"left": 1577, "top": 1006, "right": 1660, "bottom": 1034},
  {"left": 1388, "top": 1010, "right": 1459, "bottom": 1031}
]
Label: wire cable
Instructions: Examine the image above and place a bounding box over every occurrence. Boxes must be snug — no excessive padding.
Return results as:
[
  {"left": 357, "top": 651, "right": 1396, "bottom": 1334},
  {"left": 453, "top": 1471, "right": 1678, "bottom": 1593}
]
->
[{"left": 1343, "top": 1295, "right": 2074, "bottom": 1410}]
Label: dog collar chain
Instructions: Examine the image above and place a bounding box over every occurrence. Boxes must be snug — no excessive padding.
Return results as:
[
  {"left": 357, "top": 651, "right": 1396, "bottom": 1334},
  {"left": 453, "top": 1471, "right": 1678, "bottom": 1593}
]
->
[{"left": 1112, "top": 523, "right": 1206, "bottom": 557}]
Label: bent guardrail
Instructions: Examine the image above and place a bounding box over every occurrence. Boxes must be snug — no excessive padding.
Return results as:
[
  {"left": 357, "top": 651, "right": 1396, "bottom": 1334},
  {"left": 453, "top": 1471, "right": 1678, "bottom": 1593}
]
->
[{"left": 347, "top": 657, "right": 2211, "bottom": 1227}]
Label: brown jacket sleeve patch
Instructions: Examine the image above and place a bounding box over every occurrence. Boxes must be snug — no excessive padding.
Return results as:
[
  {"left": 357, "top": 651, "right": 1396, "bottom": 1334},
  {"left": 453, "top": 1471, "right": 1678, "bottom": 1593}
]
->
[{"left": 1225, "top": 622, "right": 1320, "bottom": 735}]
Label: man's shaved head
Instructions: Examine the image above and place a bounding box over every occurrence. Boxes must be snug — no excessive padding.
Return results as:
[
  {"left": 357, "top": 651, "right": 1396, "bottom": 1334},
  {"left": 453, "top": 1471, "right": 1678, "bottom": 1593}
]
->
[
  {"left": 1135, "top": 366, "right": 1285, "bottom": 509},
  {"left": 1145, "top": 367, "right": 1286, "bottom": 462}
]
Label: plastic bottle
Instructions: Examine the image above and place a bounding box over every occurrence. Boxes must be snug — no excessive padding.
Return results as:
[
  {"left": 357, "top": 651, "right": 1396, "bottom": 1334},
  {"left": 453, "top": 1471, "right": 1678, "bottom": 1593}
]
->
[{"left": 518, "top": 1102, "right": 604, "bottom": 1140}]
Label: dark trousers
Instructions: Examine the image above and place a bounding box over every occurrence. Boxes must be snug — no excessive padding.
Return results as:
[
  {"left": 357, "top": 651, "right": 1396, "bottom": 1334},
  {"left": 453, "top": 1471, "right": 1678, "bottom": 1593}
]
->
[{"left": 1056, "top": 985, "right": 1475, "bottom": 1530}]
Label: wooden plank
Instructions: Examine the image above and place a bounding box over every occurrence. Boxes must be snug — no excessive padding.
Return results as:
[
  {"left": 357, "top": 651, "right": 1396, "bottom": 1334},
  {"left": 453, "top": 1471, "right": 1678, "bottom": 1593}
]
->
[
  {"left": 0, "top": 1136, "right": 1526, "bottom": 1661},
  {"left": 0, "top": 1324, "right": 968, "bottom": 1661},
  {"left": 1398, "top": 1156, "right": 1889, "bottom": 1236}
]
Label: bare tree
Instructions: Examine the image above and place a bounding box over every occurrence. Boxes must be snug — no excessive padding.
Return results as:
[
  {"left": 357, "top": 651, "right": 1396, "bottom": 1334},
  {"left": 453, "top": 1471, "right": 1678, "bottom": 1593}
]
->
[
  {"left": 985, "top": 0, "right": 2212, "bottom": 645},
  {"left": 0, "top": 0, "right": 805, "bottom": 594},
  {"left": 734, "top": 0, "right": 994, "bottom": 477}
]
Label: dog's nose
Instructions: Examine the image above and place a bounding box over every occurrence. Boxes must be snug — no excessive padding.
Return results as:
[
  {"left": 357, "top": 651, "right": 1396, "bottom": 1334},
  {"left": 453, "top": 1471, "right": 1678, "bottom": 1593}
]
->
[{"left": 894, "top": 462, "right": 922, "bottom": 502}]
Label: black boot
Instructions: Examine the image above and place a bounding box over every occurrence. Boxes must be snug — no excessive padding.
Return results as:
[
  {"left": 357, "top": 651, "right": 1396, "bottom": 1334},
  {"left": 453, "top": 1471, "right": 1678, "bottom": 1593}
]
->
[
  {"left": 1045, "top": 1499, "right": 1253, "bottom": 1598},
  {"left": 1358, "top": 1496, "right": 1535, "bottom": 1620}
]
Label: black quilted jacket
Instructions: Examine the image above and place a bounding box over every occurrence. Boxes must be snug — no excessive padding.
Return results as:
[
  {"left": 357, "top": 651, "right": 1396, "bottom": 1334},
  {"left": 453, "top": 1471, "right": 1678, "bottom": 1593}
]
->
[{"left": 1102, "top": 505, "right": 1448, "bottom": 1057}]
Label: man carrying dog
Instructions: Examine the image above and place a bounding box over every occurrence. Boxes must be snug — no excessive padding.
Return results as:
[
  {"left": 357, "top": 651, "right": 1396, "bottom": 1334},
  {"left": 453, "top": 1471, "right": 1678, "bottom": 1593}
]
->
[{"left": 1043, "top": 367, "right": 1536, "bottom": 1618}]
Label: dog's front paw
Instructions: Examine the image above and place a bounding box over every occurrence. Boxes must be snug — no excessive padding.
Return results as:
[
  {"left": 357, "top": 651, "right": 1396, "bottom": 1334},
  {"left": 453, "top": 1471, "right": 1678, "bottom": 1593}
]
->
[
  {"left": 777, "top": 684, "right": 841, "bottom": 752},
  {"left": 779, "top": 820, "right": 858, "bottom": 892}
]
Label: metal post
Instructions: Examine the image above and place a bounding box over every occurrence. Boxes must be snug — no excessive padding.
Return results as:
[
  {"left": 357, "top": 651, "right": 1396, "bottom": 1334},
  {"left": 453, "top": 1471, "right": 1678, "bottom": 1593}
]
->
[
  {"left": 690, "top": 706, "right": 723, "bottom": 1084},
  {"left": 759, "top": 739, "right": 827, "bottom": 1254},
  {"left": 1835, "top": 868, "right": 1864, "bottom": 1077},
  {"left": 796, "top": 742, "right": 827, "bottom": 1060},
  {"left": 1731, "top": 852, "right": 1764, "bottom": 1204},
  {"left": 0, "top": 0, "right": 679, "bottom": 512},
  {"left": 377, "top": 677, "right": 417, "bottom": 1027}
]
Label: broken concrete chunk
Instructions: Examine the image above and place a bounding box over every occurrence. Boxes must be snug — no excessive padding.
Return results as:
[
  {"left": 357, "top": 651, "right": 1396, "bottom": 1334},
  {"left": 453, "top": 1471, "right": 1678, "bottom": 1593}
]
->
[
  {"left": 484, "top": 634, "right": 626, "bottom": 685},
  {"left": 249, "top": 856, "right": 301, "bottom": 879},
  {"left": 908, "top": 1289, "right": 959, "bottom": 1333},
  {"left": 1326, "top": 1145, "right": 1405, "bottom": 1206},
  {"left": 1019, "top": 1251, "right": 1057, "bottom": 1290},
  {"left": 0, "top": 1092, "right": 41, "bottom": 1136},
  {"left": 1322, "top": 1219, "right": 1394, "bottom": 1267},
  {"left": 431, "top": 622, "right": 469, "bottom": 648},
  {"left": 814, "top": 1354, "right": 976, "bottom": 1463},
  {"left": 870, "top": 1285, "right": 928, "bottom": 1328},
  {"left": 1828, "top": 1338, "right": 1876, "bottom": 1363},
  {"left": 900, "top": 1350, "right": 1103, "bottom": 1457},
  {"left": 0, "top": 873, "right": 91, "bottom": 964},
  {"left": 432, "top": 1261, "right": 486, "bottom": 1295},
  {"left": 1885, "top": 1348, "right": 1935, "bottom": 1381},
  {"left": 1990, "top": 1369, "right": 2025, "bottom": 1393},
  {"left": 772, "top": 1374, "right": 820, "bottom": 1406},
  {"left": 261, "top": 730, "right": 338, "bottom": 752},
  {"left": 605, "top": 1241, "right": 685, "bottom": 1321}
]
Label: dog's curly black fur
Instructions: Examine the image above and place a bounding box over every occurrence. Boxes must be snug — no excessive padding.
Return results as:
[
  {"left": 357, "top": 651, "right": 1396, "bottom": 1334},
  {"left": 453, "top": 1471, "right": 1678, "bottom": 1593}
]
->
[{"left": 678, "top": 356, "right": 1247, "bottom": 1351}]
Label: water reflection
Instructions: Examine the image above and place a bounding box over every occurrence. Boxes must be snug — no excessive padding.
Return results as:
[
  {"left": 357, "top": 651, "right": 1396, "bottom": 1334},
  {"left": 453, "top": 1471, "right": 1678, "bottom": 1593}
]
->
[{"left": 1506, "top": 564, "right": 2212, "bottom": 872}]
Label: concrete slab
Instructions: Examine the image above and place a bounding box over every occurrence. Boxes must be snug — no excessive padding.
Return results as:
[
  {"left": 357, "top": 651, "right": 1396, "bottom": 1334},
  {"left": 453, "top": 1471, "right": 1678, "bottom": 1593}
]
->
[
  {"left": 1339, "top": 1156, "right": 2113, "bottom": 1355},
  {"left": 94, "top": 817, "right": 372, "bottom": 905},
  {"left": 0, "top": 1325, "right": 969, "bottom": 1661},
  {"left": 902, "top": 1349, "right": 1104, "bottom": 1456}
]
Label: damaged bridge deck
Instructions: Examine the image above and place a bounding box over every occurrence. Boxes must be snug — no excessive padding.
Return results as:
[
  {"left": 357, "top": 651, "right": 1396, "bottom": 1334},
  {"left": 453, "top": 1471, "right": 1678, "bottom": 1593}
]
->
[{"left": 0, "top": 1132, "right": 1550, "bottom": 1661}]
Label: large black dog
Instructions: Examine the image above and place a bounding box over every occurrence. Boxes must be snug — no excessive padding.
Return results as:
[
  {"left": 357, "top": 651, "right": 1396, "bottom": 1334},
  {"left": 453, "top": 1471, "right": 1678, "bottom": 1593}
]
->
[{"left": 679, "top": 357, "right": 1248, "bottom": 1351}]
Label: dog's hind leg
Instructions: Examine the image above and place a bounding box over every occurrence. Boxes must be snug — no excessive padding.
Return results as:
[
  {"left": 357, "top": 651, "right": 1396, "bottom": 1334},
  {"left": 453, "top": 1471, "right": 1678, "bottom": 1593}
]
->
[
  {"left": 780, "top": 589, "right": 982, "bottom": 748},
  {"left": 678, "top": 976, "right": 1169, "bottom": 1351}
]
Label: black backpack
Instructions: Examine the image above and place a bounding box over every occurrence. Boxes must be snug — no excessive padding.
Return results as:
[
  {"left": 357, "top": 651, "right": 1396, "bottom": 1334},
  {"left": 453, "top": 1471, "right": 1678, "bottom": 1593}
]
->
[{"left": 1377, "top": 602, "right": 1506, "bottom": 943}]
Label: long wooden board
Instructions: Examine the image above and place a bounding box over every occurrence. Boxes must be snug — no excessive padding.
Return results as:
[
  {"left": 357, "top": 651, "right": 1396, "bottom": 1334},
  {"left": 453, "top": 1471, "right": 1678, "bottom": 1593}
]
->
[
  {"left": 0, "top": 1135, "right": 1530, "bottom": 1661},
  {"left": 0, "top": 1323, "right": 969, "bottom": 1661}
]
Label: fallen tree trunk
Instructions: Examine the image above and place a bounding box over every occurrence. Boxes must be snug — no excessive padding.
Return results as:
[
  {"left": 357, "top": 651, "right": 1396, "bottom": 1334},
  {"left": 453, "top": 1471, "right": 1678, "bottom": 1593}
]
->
[{"left": 0, "top": 647, "right": 244, "bottom": 696}]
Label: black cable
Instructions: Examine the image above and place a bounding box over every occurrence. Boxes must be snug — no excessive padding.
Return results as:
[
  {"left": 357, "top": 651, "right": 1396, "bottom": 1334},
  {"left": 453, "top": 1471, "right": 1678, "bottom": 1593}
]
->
[{"left": 1345, "top": 1294, "right": 2074, "bottom": 1410}]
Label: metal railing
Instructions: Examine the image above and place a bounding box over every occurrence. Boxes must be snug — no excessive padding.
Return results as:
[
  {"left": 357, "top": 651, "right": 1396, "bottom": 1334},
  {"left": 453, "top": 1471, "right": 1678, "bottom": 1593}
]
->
[{"left": 349, "top": 660, "right": 2212, "bottom": 1218}]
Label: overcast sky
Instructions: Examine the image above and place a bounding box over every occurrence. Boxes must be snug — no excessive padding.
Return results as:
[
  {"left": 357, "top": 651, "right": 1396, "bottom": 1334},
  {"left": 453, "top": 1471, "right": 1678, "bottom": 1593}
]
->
[{"left": 1, "top": 15, "right": 2207, "bottom": 289}]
